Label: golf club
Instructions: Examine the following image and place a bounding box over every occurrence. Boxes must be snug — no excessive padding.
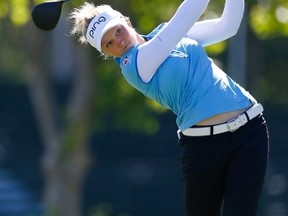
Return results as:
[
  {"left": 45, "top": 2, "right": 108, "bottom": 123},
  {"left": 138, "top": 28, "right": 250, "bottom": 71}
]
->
[{"left": 31, "top": 0, "right": 70, "bottom": 31}]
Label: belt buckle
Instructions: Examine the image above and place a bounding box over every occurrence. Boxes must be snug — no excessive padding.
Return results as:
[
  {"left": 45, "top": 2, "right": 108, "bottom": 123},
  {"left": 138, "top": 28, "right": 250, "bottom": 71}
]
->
[{"left": 227, "top": 114, "right": 247, "bottom": 132}]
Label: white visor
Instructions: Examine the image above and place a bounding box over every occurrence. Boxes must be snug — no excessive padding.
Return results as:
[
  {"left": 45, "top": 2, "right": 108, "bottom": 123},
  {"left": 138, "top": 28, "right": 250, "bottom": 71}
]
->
[{"left": 86, "top": 10, "right": 124, "bottom": 52}]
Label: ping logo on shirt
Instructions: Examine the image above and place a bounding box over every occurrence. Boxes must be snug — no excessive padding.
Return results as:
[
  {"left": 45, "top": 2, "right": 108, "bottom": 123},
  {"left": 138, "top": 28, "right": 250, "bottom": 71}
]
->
[
  {"left": 89, "top": 16, "right": 107, "bottom": 39},
  {"left": 170, "top": 50, "right": 188, "bottom": 58}
]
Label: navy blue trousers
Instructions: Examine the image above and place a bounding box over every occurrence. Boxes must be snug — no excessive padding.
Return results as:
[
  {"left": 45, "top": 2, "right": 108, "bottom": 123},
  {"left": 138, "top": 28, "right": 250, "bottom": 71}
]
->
[{"left": 178, "top": 115, "right": 269, "bottom": 216}]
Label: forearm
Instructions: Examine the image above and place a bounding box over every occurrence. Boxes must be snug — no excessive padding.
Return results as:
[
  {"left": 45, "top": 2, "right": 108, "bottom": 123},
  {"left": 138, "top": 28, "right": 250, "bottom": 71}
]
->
[{"left": 186, "top": 0, "right": 245, "bottom": 46}]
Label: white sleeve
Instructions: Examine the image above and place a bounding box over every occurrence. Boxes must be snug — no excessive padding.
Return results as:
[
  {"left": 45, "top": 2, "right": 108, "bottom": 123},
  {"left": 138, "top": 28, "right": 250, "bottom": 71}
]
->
[
  {"left": 137, "top": 0, "right": 210, "bottom": 83},
  {"left": 185, "top": 0, "right": 245, "bottom": 47}
]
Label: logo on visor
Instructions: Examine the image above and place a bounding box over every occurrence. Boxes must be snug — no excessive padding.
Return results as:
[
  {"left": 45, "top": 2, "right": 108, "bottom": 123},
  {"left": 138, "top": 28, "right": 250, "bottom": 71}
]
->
[{"left": 89, "top": 16, "right": 107, "bottom": 39}]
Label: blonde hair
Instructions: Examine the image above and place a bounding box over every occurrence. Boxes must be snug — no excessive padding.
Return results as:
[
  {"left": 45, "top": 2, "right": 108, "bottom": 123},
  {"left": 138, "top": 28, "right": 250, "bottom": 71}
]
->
[{"left": 69, "top": 2, "right": 115, "bottom": 45}]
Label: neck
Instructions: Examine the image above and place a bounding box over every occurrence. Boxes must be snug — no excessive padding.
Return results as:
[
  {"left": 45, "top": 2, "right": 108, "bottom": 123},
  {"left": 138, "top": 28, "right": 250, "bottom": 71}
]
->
[{"left": 136, "top": 34, "right": 146, "bottom": 44}]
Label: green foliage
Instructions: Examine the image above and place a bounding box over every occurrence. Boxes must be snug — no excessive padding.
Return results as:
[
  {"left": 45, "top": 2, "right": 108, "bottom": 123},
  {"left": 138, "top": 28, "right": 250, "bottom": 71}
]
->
[
  {"left": 128, "top": 0, "right": 181, "bottom": 32},
  {"left": 205, "top": 41, "right": 227, "bottom": 55},
  {"left": 1, "top": 0, "right": 288, "bottom": 38},
  {"left": 0, "top": 1, "right": 9, "bottom": 18},
  {"left": 0, "top": 0, "right": 29, "bottom": 26},
  {"left": 250, "top": 0, "right": 288, "bottom": 39},
  {"left": 90, "top": 56, "right": 164, "bottom": 134},
  {"left": 10, "top": 0, "right": 30, "bottom": 26}
]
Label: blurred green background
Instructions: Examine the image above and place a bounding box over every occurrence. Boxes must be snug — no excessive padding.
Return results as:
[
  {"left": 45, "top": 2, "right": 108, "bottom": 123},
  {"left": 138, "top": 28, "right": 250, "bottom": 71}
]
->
[{"left": 0, "top": 0, "right": 288, "bottom": 215}]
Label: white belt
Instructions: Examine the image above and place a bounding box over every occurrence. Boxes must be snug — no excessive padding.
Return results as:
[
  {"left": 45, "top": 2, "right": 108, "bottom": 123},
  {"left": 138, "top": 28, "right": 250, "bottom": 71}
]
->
[{"left": 178, "top": 103, "right": 264, "bottom": 137}]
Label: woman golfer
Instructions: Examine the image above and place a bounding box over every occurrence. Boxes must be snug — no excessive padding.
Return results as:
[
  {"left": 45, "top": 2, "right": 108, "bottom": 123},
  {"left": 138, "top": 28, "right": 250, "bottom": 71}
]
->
[{"left": 69, "top": 0, "right": 269, "bottom": 215}]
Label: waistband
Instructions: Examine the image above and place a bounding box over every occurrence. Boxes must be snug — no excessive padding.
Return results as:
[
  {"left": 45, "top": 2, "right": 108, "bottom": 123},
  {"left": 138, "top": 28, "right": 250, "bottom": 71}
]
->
[{"left": 178, "top": 103, "right": 264, "bottom": 138}]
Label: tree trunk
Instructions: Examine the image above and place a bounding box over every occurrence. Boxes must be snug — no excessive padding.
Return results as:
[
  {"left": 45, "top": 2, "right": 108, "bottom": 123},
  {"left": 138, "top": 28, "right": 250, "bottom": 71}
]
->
[
  {"left": 228, "top": 9, "right": 247, "bottom": 87},
  {"left": 24, "top": 18, "right": 93, "bottom": 216}
]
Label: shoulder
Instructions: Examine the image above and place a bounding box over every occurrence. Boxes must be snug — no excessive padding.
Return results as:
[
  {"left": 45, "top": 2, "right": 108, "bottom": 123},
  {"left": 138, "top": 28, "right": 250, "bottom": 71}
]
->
[{"left": 142, "top": 22, "right": 167, "bottom": 41}]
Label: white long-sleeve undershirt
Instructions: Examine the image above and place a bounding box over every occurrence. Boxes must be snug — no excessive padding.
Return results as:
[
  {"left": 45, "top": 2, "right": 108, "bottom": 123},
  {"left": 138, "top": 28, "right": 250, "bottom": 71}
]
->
[{"left": 137, "top": 0, "right": 245, "bottom": 83}]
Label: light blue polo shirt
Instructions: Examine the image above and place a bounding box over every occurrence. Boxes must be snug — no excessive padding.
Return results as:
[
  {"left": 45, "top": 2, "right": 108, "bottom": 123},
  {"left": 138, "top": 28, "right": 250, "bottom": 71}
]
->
[{"left": 115, "top": 24, "right": 256, "bottom": 131}]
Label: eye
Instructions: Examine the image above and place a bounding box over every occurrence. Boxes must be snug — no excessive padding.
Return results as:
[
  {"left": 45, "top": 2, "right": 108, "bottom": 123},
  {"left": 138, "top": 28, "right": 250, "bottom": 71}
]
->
[
  {"left": 105, "top": 41, "right": 112, "bottom": 48},
  {"left": 106, "top": 41, "right": 113, "bottom": 48},
  {"left": 116, "top": 27, "right": 122, "bottom": 35}
]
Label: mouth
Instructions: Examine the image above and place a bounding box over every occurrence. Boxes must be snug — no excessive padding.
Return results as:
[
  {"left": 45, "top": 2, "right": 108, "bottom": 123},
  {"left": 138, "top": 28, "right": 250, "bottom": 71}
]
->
[{"left": 124, "top": 41, "right": 130, "bottom": 52}]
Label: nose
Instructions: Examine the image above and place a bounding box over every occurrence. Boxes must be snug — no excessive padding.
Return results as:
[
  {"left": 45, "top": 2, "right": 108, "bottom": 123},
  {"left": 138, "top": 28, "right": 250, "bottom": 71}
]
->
[{"left": 115, "top": 36, "right": 125, "bottom": 47}]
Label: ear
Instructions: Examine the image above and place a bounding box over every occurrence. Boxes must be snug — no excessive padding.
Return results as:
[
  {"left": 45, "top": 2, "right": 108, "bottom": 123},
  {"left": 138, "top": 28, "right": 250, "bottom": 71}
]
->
[{"left": 125, "top": 18, "right": 133, "bottom": 27}]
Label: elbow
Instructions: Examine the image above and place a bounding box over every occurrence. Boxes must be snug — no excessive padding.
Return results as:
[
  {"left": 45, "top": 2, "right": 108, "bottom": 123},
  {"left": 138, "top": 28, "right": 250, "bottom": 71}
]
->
[
  {"left": 229, "top": 25, "right": 241, "bottom": 37},
  {"left": 222, "top": 20, "right": 243, "bottom": 38}
]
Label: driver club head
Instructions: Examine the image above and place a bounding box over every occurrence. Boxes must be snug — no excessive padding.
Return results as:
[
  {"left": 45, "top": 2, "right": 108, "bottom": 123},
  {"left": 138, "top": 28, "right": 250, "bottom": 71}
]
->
[{"left": 31, "top": 0, "right": 69, "bottom": 31}]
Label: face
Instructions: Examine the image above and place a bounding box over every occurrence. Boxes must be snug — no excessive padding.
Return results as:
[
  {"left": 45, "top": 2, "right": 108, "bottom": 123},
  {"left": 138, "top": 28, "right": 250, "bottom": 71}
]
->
[{"left": 101, "top": 22, "right": 140, "bottom": 57}]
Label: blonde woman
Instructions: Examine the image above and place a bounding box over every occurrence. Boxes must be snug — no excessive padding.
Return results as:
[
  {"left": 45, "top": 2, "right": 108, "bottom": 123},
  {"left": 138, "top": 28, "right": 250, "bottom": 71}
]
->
[{"left": 69, "top": 0, "right": 269, "bottom": 215}]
